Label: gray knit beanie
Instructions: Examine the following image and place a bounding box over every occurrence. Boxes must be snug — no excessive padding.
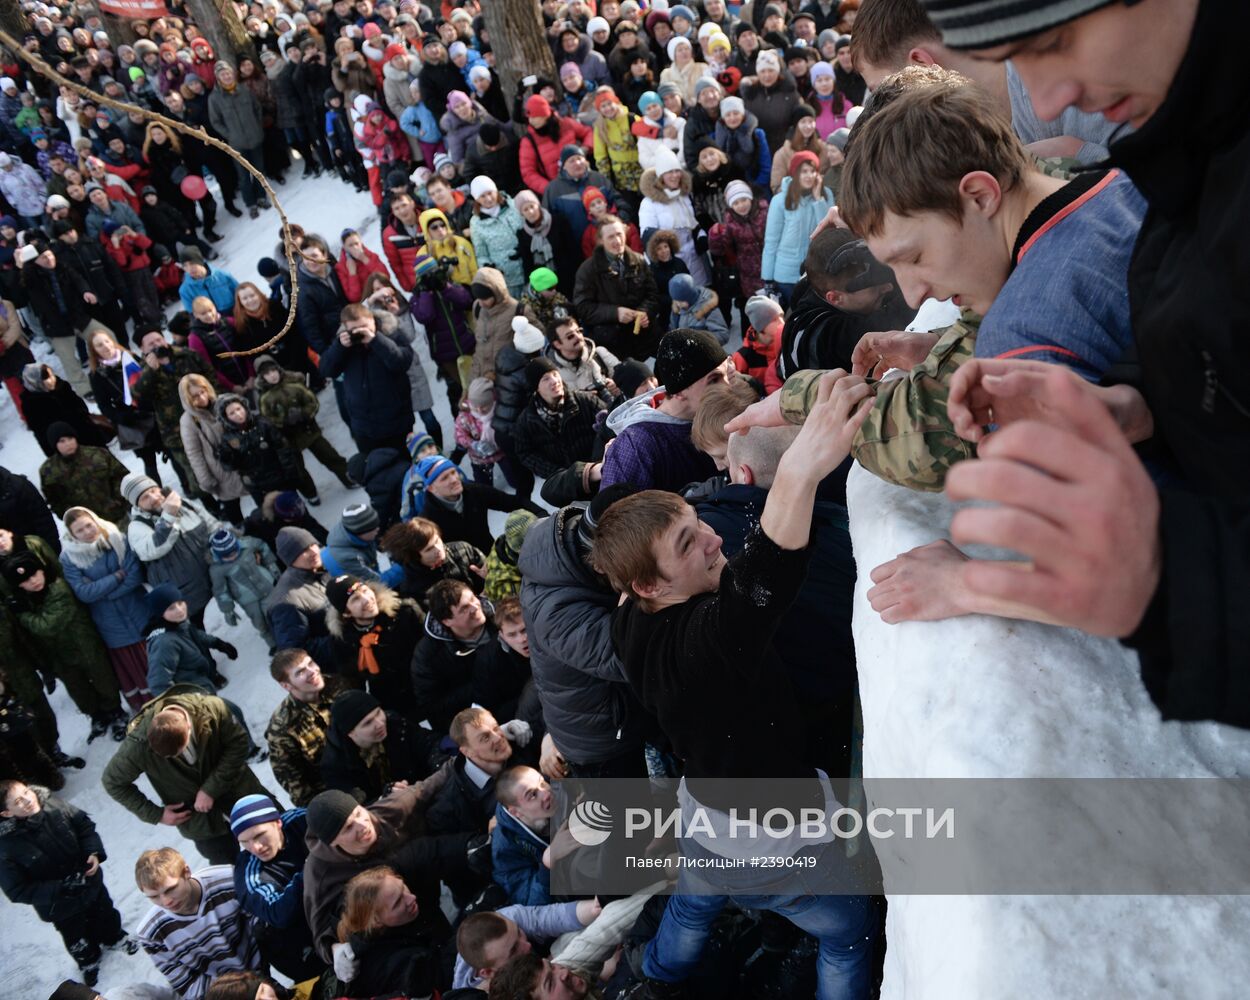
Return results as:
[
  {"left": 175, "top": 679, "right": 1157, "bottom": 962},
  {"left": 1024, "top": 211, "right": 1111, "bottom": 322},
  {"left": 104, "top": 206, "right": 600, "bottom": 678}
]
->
[{"left": 920, "top": 0, "right": 1116, "bottom": 50}]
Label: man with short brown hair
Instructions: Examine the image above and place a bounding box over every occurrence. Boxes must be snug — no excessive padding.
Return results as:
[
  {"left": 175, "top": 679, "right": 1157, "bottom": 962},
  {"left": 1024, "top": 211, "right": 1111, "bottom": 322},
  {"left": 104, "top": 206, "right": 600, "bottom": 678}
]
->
[
  {"left": 102, "top": 685, "right": 273, "bottom": 864},
  {"left": 266, "top": 649, "right": 344, "bottom": 807}
]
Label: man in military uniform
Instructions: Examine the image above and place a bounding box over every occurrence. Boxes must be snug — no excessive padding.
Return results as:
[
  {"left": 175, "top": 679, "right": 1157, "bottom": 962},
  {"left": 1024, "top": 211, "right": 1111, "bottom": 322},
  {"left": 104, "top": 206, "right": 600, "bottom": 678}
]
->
[{"left": 265, "top": 649, "right": 344, "bottom": 808}]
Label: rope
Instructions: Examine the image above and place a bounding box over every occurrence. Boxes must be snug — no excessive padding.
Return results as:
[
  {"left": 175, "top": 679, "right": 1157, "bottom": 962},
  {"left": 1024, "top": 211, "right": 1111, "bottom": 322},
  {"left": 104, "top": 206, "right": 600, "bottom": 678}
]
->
[{"left": 0, "top": 27, "right": 301, "bottom": 359}]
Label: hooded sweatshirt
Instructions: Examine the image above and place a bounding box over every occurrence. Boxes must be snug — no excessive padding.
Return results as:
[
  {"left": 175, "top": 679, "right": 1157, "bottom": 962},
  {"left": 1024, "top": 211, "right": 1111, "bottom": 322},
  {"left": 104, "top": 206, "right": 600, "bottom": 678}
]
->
[
  {"left": 600, "top": 385, "right": 716, "bottom": 492},
  {"left": 467, "top": 266, "right": 520, "bottom": 380}
]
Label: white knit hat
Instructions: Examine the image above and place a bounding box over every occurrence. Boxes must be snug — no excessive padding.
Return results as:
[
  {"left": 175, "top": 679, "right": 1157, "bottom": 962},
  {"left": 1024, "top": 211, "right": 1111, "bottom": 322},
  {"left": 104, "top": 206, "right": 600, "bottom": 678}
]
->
[
  {"left": 650, "top": 144, "right": 683, "bottom": 177},
  {"left": 511, "top": 315, "right": 546, "bottom": 354},
  {"left": 470, "top": 175, "right": 497, "bottom": 199}
]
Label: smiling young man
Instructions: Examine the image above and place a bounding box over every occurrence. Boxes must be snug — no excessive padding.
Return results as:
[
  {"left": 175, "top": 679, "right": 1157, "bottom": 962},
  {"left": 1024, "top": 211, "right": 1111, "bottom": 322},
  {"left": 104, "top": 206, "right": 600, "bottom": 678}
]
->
[
  {"left": 591, "top": 374, "right": 879, "bottom": 1000},
  {"left": 902, "top": 0, "right": 1250, "bottom": 725},
  {"left": 135, "top": 847, "right": 259, "bottom": 1000},
  {"left": 266, "top": 649, "right": 345, "bottom": 808},
  {"left": 231, "top": 794, "right": 324, "bottom": 981}
]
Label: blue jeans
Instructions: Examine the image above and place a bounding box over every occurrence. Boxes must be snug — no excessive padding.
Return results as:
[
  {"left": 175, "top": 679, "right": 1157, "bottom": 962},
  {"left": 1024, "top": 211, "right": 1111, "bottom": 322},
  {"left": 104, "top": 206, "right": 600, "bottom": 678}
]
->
[{"left": 643, "top": 876, "right": 876, "bottom": 1000}]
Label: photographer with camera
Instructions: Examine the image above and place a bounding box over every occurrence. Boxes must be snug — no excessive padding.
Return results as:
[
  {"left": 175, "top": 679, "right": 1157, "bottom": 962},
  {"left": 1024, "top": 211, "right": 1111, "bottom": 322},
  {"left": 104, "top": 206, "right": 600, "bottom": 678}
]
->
[
  {"left": 411, "top": 252, "right": 476, "bottom": 419},
  {"left": 319, "top": 302, "right": 417, "bottom": 457},
  {"left": 133, "top": 326, "right": 226, "bottom": 499}
]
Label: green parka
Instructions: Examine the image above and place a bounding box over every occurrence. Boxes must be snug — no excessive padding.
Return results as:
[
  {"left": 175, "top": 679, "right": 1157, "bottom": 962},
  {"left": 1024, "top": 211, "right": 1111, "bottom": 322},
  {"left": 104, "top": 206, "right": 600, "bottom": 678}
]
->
[{"left": 102, "top": 685, "right": 272, "bottom": 842}]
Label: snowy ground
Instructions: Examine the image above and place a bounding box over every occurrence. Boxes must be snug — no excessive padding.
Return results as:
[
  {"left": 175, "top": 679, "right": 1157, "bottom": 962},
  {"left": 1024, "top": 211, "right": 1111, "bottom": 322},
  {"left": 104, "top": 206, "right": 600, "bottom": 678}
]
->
[
  {"left": 846, "top": 466, "right": 1250, "bottom": 999},
  {"left": 0, "top": 169, "right": 478, "bottom": 998}
]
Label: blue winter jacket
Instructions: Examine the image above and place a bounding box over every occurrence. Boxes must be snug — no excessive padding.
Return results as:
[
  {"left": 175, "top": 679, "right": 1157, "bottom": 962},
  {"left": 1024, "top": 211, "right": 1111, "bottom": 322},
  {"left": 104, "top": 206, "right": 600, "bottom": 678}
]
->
[
  {"left": 492, "top": 803, "right": 552, "bottom": 905},
  {"left": 60, "top": 540, "right": 149, "bottom": 648},
  {"left": 399, "top": 101, "right": 442, "bottom": 144},
  {"left": 179, "top": 266, "right": 240, "bottom": 313},
  {"left": 321, "top": 519, "right": 403, "bottom": 587},
  {"left": 760, "top": 176, "right": 835, "bottom": 285}
]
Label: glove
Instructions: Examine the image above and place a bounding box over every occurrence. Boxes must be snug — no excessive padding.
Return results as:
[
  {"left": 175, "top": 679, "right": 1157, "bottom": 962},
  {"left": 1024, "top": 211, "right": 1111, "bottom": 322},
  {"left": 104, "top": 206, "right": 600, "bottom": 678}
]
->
[
  {"left": 500, "top": 719, "right": 533, "bottom": 747},
  {"left": 223, "top": 611, "right": 240, "bottom": 627},
  {"left": 332, "top": 941, "right": 359, "bottom": 983},
  {"left": 764, "top": 281, "right": 780, "bottom": 299},
  {"left": 60, "top": 872, "right": 88, "bottom": 892},
  {"left": 216, "top": 641, "right": 239, "bottom": 660}
]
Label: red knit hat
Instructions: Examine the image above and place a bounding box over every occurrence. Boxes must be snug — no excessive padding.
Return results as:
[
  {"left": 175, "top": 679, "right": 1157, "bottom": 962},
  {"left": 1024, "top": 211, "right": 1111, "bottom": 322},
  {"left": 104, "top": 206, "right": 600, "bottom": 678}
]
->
[
  {"left": 789, "top": 150, "right": 820, "bottom": 178},
  {"left": 581, "top": 186, "right": 607, "bottom": 211},
  {"left": 384, "top": 43, "right": 407, "bottom": 62},
  {"left": 525, "top": 94, "right": 552, "bottom": 118}
]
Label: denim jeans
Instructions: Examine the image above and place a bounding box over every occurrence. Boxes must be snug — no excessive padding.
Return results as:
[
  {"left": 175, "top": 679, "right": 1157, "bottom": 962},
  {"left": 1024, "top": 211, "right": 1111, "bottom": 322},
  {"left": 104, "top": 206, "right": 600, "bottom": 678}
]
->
[{"left": 643, "top": 864, "right": 876, "bottom": 1000}]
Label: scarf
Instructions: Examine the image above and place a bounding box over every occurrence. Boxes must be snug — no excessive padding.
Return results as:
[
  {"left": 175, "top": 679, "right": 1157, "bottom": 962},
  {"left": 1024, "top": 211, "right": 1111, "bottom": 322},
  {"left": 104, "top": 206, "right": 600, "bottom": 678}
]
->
[
  {"left": 521, "top": 208, "right": 554, "bottom": 265},
  {"left": 356, "top": 623, "right": 382, "bottom": 675},
  {"left": 471, "top": 403, "right": 497, "bottom": 451},
  {"left": 478, "top": 202, "right": 501, "bottom": 218},
  {"left": 536, "top": 397, "right": 564, "bottom": 432},
  {"left": 21, "top": 363, "right": 46, "bottom": 392},
  {"left": 60, "top": 515, "right": 129, "bottom": 568}
]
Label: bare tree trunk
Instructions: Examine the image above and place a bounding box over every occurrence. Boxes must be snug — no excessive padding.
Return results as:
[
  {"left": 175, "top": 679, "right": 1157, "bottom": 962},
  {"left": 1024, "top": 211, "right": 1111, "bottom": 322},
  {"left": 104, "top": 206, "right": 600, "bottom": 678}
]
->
[
  {"left": 0, "top": 0, "right": 28, "bottom": 46},
  {"left": 181, "top": 0, "right": 255, "bottom": 65},
  {"left": 478, "top": 0, "right": 556, "bottom": 114},
  {"left": 99, "top": 11, "right": 139, "bottom": 48}
]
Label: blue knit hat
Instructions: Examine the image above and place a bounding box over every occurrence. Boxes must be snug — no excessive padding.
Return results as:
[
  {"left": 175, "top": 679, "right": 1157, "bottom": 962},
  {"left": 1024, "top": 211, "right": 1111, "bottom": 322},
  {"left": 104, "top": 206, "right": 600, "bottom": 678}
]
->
[
  {"left": 413, "top": 253, "right": 439, "bottom": 280},
  {"left": 405, "top": 428, "right": 438, "bottom": 462},
  {"left": 668, "top": 273, "right": 698, "bottom": 305},
  {"left": 210, "top": 528, "right": 240, "bottom": 559},
  {"left": 418, "top": 455, "right": 458, "bottom": 489},
  {"left": 229, "top": 794, "right": 282, "bottom": 836},
  {"left": 637, "top": 90, "right": 661, "bottom": 114},
  {"left": 146, "top": 582, "right": 184, "bottom": 619}
]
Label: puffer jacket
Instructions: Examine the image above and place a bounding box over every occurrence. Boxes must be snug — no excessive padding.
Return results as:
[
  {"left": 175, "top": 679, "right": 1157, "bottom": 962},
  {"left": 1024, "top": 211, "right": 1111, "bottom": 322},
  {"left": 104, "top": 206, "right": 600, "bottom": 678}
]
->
[
  {"left": 513, "top": 390, "right": 606, "bottom": 479},
  {"left": 491, "top": 799, "right": 551, "bottom": 905},
  {"left": 468, "top": 195, "right": 526, "bottom": 296},
  {"left": 381, "top": 212, "right": 424, "bottom": 292},
  {"left": 215, "top": 394, "right": 300, "bottom": 496},
  {"left": 209, "top": 534, "right": 279, "bottom": 621},
  {"left": 552, "top": 33, "right": 610, "bottom": 88},
  {"left": 519, "top": 116, "right": 593, "bottom": 195},
  {"left": 492, "top": 342, "right": 541, "bottom": 450},
  {"left": 591, "top": 105, "right": 642, "bottom": 194},
  {"left": 0, "top": 787, "right": 108, "bottom": 922},
  {"left": 760, "top": 175, "right": 835, "bottom": 285},
  {"left": 126, "top": 496, "right": 220, "bottom": 614},
  {"left": 322, "top": 517, "right": 385, "bottom": 583},
  {"left": 381, "top": 59, "right": 418, "bottom": 124},
  {"left": 334, "top": 244, "right": 391, "bottom": 303},
  {"left": 467, "top": 267, "right": 519, "bottom": 381},
  {"left": 319, "top": 315, "right": 415, "bottom": 442},
  {"left": 572, "top": 244, "right": 661, "bottom": 352},
  {"left": 518, "top": 508, "right": 648, "bottom": 766},
  {"left": 708, "top": 196, "right": 769, "bottom": 299},
  {"left": 438, "top": 99, "right": 498, "bottom": 164},
  {"left": 179, "top": 379, "right": 247, "bottom": 501},
  {"left": 102, "top": 685, "right": 271, "bottom": 842},
  {"left": 419, "top": 207, "right": 478, "bottom": 287},
  {"left": 144, "top": 616, "right": 224, "bottom": 695},
  {"left": 409, "top": 605, "right": 501, "bottom": 732},
  {"left": 59, "top": 524, "right": 149, "bottom": 648},
  {"left": 638, "top": 167, "right": 707, "bottom": 285},
  {"left": 411, "top": 280, "right": 474, "bottom": 366}
]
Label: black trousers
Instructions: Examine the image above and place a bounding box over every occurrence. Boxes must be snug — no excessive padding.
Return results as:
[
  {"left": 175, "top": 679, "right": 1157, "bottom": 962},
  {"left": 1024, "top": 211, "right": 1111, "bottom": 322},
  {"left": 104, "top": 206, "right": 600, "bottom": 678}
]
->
[
  {"left": 192, "top": 832, "right": 241, "bottom": 866},
  {"left": 53, "top": 877, "right": 124, "bottom": 970}
]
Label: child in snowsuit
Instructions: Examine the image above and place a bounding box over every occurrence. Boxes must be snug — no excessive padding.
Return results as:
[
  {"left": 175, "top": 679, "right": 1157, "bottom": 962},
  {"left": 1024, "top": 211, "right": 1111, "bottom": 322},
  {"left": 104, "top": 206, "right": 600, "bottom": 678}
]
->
[
  {"left": 101, "top": 219, "right": 160, "bottom": 325},
  {"left": 215, "top": 393, "right": 301, "bottom": 505},
  {"left": 144, "top": 583, "right": 238, "bottom": 696},
  {"left": 455, "top": 377, "right": 507, "bottom": 486},
  {"left": 733, "top": 294, "right": 785, "bottom": 385},
  {"left": 207, "top": 529, "right": 279, "bottom": 650},
  {"left": 325, "top": 88, "right": 368, "bottom": 192}
]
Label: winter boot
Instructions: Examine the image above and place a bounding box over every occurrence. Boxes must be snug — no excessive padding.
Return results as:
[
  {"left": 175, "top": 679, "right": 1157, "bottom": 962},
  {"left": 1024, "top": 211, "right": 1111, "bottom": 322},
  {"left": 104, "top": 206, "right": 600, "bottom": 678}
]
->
[
  {"left": 51, "top": 747, "right": 86, "bottom": 769},
  {"left": 87, "top": 715, "right": 110, "bottom": 743},
  {"left": 109, "top": 709, "right": 128, "bottom": 742}
]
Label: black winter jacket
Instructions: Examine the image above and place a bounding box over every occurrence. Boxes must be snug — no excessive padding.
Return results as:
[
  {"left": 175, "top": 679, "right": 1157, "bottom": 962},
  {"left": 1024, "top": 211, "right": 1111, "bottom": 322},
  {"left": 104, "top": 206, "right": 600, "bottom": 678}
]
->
[
  {"left": 0, "top": 467, "right": 59, "bottom": 552},
  {"left": 422, "top": 484, "right": 542, "bottom": 555},
  {"left": 0, "top": 787, "right": 107, "bottom": 921},
  {"left": 424, "top": 753, "right": 497, "bottom": 836},
  {"left": 217, "top": 410, "right": 301, "bottom": 495},
  {"left": 1112, "top": 2, "right": 1250, "bottom": 727},
  {"left": 513, "top": 390, "right": 606, "bottom": 479},
  {"left": 491, "top": 343, "right": 541, "bottom": 450},
  {"left": 319, "top": 328, "right": 414, "bottom": 443},
  {"left": 321, "top": 709, "right": 444, "bottom": 804},
  {"left": 294, "top": 266, "right": 348, "bottom": 354}
]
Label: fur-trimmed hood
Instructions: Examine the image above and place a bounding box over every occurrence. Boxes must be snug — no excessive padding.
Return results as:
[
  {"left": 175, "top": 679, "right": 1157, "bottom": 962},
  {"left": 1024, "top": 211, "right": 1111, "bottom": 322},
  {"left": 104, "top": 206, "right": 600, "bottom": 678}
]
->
[
  {"left": 639, "top": 166, "right": 692, "bottom": 201},
  {"left": 0, "top": 785, "right": 50, "bottom": 837},
  {"left": 325, "top": 581, "right": 421, "bottom": 639}
]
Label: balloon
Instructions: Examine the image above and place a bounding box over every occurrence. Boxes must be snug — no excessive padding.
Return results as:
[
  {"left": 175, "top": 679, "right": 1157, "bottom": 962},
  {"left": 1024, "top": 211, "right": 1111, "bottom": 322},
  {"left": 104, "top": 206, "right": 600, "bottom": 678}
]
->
[{"left": 180, "top": 174, "right": 208, "bottom": 201}]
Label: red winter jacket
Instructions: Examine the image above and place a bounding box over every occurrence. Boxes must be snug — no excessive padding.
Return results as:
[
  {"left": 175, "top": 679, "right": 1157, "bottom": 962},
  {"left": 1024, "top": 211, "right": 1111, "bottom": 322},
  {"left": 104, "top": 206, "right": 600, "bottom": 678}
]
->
[
  {"left": 734, "top": 322, "right": 783, "bottom": 388},
  {"left": 519, "top": 116, "right": 593, "bottom": 195},
  {"left": 102, "top": 231, "right": 153, "bottom": 272},
  {"left": 382, "top": 217, "right": 424, "bottom": 292},
  {"left": 335, "top": 245, "right": 392, "bottom": 302}
]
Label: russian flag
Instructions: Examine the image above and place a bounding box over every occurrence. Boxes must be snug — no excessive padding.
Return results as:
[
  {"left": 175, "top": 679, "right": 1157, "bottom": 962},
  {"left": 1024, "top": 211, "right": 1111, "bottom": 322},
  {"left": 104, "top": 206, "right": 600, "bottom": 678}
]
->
[{"left": 121, "top": 352, "right": 143, "bottom": 407}]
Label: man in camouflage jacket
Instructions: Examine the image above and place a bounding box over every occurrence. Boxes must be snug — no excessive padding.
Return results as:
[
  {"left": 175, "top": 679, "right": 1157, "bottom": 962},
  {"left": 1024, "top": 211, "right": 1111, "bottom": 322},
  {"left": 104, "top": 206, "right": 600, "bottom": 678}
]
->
[
  {"left": 38, "top": 424, "right": 131, "bottom": 524},
  {"left": 265, "top": 649, "right": 346, "bottom": 808}
]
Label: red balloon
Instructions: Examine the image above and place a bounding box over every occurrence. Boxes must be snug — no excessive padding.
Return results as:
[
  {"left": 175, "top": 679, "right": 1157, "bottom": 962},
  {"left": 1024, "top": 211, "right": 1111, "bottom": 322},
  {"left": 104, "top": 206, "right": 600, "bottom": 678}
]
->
[{"left": 180, "top": 174, "right": 209, "bottom": 201}]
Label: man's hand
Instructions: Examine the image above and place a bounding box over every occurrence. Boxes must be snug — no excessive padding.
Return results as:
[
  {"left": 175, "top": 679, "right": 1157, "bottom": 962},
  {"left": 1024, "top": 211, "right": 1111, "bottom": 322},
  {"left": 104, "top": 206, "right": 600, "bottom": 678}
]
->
[
  {"left": 500, "top": 718, "right": 533, "bottom": 746},
  {"left": 469, "top": 562, "right": 487, "bottom": 579},
  {"left": 949, "top": 357, "right": 1155, "bottom": 444},
  {"left": 617, "top": 306, "right": 636, "bottom": 324},
  {"left": 779, "top": 371, "right": 874, "bottom": 478},
  {"left": 83, "top": 291, "right": 97, "bottom": 304},
  {"left": 810, "top": 204, "right": 847, "bottom": 240},
  {"left": 576, "top": 897, "right": 602, "bottom": 925},
  {"left": 868, "top": 540, "right": 974, "bottom": 623},
  {"left": 162, "top": 490, "right": 182, "bottom": 516},
  {"left": 945, "top": 367, "right": 1161, "bottom": 637},
  {"left": 84, "top": 854, "right": 100, "bottom": 877},
  {"left": 539, "top": 732, "right": 569, "bottom": 781},
  {"left": 193, "top": 789, "right": 214, "bottom": 813},
  {"left": 160, "top": 804, "right": 191, "bottom": 826},
  {"left": 851, "top": 329, "right": 939, "bottom": 378},
  {"left": 144, "top": 349, "right": 162, "bottom": 370},
  {"left": 724, "top": 390, "right": 785, "bottom": 435},
  {"left": 337, "top": 326, "right": 354, "bottom": 348}
]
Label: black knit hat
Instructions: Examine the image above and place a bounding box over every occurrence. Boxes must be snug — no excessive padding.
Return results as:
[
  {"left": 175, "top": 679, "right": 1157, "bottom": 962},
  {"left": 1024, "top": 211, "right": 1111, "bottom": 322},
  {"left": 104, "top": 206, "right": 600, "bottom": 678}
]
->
[
  {"left": 526, "top": 356, "right": 559, "bottom": 394},
  {"left": 613, "top": 359, "right": 654, "bottom": 399},
  {"left": 654, "top": 328, "right": 728, "bottom": 396},
  {"left": 44, "top": 420, "right": 78, "bottom": 451},
  {"left": 577, "top": 482, "right": 639, "bottom": 550},
  {"left": 331, "top": 688, "right": 381, "bottom": 734},
  {"left": 920, "top": 0, "right": 1116, "bottom": 50},
  {"left": 325, "top": 573, "right": 364, "bottom": 613},
  {"left": 790, "top": 102, "right": 816, "bottom": 127},
  {"left": 306, "top": 789, "right": 361, "bottom": 843}
]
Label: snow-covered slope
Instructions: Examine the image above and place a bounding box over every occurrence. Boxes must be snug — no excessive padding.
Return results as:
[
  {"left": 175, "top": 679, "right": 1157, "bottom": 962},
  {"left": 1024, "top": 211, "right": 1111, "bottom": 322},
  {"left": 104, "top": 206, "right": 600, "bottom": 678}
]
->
[{"left": 846, "top": 465, "right": 1250, "bottom": 999}]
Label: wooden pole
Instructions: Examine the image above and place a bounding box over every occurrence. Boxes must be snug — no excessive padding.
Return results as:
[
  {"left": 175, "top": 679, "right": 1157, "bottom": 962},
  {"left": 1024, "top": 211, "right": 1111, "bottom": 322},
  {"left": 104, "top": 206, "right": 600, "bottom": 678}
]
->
[
  {"left": 478, "top": 0, "right": 557, "bottom": 108},
  {"left": 180, "top": 0, "right": 255, "bottom": 64}
]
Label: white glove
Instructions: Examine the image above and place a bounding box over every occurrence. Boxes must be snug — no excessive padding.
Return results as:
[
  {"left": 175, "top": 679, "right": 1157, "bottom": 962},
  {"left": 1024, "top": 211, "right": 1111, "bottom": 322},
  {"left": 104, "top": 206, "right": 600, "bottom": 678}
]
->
[
  {"left": 500, "top": 719, "right": 533, "bottom": 747},
  {"left": 332, "top": 941, "right": 359, "bottom": 982}
]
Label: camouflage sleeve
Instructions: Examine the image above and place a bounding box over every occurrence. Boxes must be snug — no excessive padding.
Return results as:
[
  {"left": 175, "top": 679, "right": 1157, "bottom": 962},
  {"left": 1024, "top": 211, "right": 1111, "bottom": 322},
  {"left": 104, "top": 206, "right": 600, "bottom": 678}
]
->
[
  {"left": 775, "top": 314, "right": 982, "bottom": 492},
  {"left": 851, "top": 314, "right": 980, "bottom": 492}
]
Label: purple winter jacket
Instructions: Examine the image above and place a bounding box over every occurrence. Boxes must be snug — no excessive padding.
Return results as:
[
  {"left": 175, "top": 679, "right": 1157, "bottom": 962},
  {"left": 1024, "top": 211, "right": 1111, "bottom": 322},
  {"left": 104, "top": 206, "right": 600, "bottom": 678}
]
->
[{"left": 411, "top": 281, "right": 475, "bottom": 364}]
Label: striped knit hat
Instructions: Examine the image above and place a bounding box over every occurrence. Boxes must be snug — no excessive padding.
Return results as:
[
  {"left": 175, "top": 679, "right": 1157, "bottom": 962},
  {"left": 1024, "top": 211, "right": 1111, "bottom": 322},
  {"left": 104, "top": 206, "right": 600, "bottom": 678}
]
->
[
  {"left": 229, "top": 794, "right": 282, "bottom": 836},
  {"left": 920, "top": 0, "right": 1117, "bottom": 50}
]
